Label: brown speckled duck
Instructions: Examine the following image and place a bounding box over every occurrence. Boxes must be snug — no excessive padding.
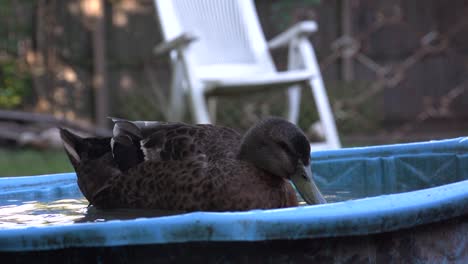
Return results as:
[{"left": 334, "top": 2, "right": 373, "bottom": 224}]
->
[{"left": 59, "top": 117, "right": 326, "bottom": 212}]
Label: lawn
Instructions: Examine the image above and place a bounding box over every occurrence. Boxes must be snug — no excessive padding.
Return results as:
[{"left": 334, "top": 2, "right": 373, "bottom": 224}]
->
[{"left": 0, "top": 147, "right": 73, "bottom": 177}]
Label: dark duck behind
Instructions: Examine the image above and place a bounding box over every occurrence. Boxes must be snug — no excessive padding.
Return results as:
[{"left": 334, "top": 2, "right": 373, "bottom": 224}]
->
[{"left": 59, "top": 117, "right": 326, "bottom": 212}]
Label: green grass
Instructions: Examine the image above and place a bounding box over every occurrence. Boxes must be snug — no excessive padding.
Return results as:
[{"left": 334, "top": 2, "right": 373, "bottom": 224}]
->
[{"left": 0, "top": 148, "right": 73, "bottom": 177}]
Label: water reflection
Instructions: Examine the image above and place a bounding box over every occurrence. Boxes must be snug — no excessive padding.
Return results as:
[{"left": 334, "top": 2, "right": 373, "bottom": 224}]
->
[
  {"left": 0, "top": 199, "right": 88, "bottom": 229},
  {"left": 297, "top": 189, "right": 353, "bottom": 205},
  {"left": 78, "top": 207, "right": 186, "bottom": 223},
  {"left": 0, "top": 199, "right": 186, "bottom": 229},
  {"left": 0, "top": 190, "right": 352, "bottom": 229}
]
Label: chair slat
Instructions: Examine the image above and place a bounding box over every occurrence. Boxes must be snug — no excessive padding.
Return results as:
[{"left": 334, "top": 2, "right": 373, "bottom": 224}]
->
[{"left": 173, "top": 0, "right": 256, "bottom": 65}]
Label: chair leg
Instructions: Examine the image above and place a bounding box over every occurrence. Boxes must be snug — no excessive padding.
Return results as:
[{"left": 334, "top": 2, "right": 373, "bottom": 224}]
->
[
  {"left": 308, "top": 75, "right": 340, "bottom": 148},
  {"left": 297, "top": 38, "right": 341, "bottom": 149},
  {"left": 168, "top": 61, "right": 186, "bottom": 122},
  {"left": 287, "top": 39, "right": 302, "bottom": 124},
  {"left": 208, "top": 97, "right": 217, "bottom": 123},
  {"left": 189, "top": 84, "right": 212, "bottom": 124},
  {"left": 287, "top": 87, "right": 301, "bottom": 124}
]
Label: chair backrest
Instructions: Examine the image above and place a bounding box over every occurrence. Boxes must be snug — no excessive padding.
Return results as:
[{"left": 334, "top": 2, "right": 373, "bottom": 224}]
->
[{"left": 154, "top": 0, "right": 276, "bottom": 78}]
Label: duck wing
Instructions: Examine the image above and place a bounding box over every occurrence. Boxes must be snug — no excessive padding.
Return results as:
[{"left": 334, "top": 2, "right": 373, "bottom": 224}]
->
[
  {"left": 89, "top": 119, "right": 243, "bottom": 210},
  {"left": 111, "top": 119, "right": 241, "bottom": 168},
  {"left": 142, "top": 123, "right": 241, "bottom": 162},
  {"left": 110, "top": 118, "right": 170, "bottom": 171}
]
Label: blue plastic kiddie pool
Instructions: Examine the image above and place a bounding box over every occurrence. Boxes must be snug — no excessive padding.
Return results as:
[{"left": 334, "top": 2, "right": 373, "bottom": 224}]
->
[{"left": 1, "top": 137, "right": 468, "bottom": 262}]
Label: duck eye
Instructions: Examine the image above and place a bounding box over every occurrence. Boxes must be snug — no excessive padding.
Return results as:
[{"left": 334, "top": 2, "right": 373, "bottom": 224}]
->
[{"left": 278, "top": 142, "right": 292, "bottom": 154}]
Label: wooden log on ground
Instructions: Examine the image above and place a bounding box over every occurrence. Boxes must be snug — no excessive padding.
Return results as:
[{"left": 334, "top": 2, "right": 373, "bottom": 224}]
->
[{"left": 0, "top": 110, "right": 111, "bottom": 137}]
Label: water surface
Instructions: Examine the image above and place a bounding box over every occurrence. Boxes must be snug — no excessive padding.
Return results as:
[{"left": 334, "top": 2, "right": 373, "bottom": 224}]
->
[
  {"left": 0, "top": 191, "right": 350, "bottom": 229},
  {"left": 0, "top": 199, "right": 88, "bottom": 229}
]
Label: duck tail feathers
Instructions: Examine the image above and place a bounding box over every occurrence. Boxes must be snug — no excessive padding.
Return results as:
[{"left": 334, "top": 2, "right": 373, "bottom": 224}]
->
[{"left": 59, "top": 128, "right": 83, "bottom": 167}]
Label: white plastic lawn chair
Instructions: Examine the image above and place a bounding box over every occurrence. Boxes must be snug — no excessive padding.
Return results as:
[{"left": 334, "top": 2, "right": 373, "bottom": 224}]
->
[{"left": 153, "top": 0, "right": 340, "bottom": 150}]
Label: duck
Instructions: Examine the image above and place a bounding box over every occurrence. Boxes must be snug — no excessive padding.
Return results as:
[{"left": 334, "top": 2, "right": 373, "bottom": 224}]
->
[{"left": 59, "top": 117, "right": 326, "bottom": 212}]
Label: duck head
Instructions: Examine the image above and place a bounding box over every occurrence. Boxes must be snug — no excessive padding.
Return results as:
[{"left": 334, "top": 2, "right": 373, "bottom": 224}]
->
[{"left": 238, "top": 117, "right": 326, "bottom": 205}]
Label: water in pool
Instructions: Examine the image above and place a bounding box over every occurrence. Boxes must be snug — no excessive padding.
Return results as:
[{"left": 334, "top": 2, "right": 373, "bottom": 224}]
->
[
  {"left": 0, "top": 191, "right": 351, "bottom": 229},
  {"left": 0, "top": 198, "right": 88, "bottom": 229}
]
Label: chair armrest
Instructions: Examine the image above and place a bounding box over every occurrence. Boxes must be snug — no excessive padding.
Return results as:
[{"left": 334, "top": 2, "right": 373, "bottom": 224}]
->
[
  {"left": 153, "top": 33, "right": 198, "bottom": 55},
  {"left": 268, "top": 21, "right": 318, "bottom": 50}
]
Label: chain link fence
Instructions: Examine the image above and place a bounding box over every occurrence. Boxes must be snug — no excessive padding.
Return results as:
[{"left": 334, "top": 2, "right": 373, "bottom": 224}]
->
[{"left": 319, "top": 0, "right": 468, "bottom": 144}]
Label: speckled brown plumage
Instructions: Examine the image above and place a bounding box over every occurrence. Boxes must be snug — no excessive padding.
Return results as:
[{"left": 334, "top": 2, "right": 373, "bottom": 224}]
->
[{"left": 60, "top": 117, "right": 320, "bottom": 212}]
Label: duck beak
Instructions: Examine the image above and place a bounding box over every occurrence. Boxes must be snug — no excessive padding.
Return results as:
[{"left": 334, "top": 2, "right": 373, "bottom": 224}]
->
[{"left": 290, "top": 161, "right": 327, "bottom": 205}]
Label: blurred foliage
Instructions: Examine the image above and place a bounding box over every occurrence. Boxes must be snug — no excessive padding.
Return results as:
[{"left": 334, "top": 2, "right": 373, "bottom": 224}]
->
[
  {"left": 0, "top": 0, "right": 34, "bottom": 109},
  {"left": 115, "top": 90, "right": 167, "bottom": 121},
  {"left": 0, "top": 0, "right": 34, "bottom": 53},
  {"left": 0, "top": 60, "right": 31, "bottom": 109},
  {"left": 271, "top": 0, "right": 321, "bottom": 30}
]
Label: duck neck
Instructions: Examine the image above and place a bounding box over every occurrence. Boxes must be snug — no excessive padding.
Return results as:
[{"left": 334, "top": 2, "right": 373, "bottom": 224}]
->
[
  {"left": 238, "top": 133, "right": 281, "bottom": 179},
  {"left": 237, "top": 129, "right": 258, "bottom": 162}
]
